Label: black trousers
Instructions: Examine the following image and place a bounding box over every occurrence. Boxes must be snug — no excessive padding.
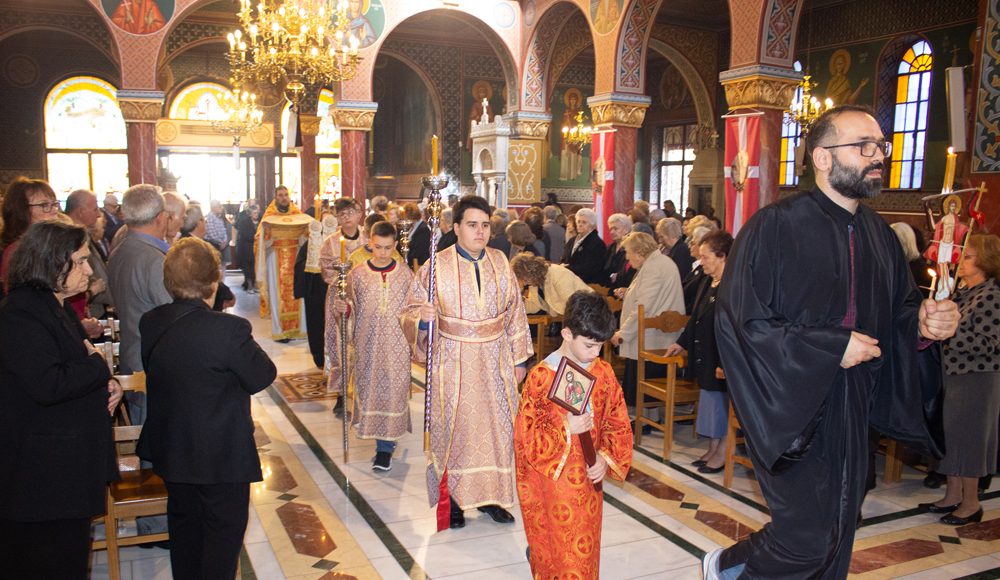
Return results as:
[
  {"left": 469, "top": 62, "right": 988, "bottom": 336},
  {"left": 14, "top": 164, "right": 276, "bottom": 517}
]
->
[
  {"left": 165, "top": 481, "right": 250, "bottom": 580},
  {"left": 0, "top": 517, "right": 92, "bottom": 579},
  {"left": 303, "top": 290, "right": 326, "bottom": 368}
]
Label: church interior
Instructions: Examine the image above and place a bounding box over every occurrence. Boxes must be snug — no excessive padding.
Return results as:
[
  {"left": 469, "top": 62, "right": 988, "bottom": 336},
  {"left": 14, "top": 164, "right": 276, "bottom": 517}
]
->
[{"left": 3, "top": 0, "right": 1000, "bottom": 578}]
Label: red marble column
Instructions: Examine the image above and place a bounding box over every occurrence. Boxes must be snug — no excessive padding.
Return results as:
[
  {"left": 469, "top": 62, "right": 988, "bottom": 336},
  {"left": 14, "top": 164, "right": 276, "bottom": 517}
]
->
[
  {"left": 340, "top": 130, "right": 367, "bottom": 202},
  {"left": 757, "top": 109, "right": 784, "bottom": 209},
  {"left": 118, "top": 91, "right": 164, "bottom": 186},
  {"left": 588, "top": 94, "right": 651, "bottom": 240}
]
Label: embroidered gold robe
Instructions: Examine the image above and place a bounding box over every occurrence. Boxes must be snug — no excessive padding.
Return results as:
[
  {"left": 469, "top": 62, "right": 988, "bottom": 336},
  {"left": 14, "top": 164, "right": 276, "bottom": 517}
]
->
[
  {"left": 344, "top": 261, "right": 413, "bottom": 440},
  {"left": 320, "top": 228, "right": 367, "bottom": 389},
  {"left": 401, "top": 245, "right": 533, "bottom": 509},
  {"left": 254, "top": 201, "right": 308, "bottom": 340},
  {"left": 515, "top": 353, "right": 633, "bottom": 579}
]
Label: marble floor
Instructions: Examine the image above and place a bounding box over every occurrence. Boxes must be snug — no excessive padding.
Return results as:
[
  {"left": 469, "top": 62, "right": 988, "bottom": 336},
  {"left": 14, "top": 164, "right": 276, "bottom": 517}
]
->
[{"left": 90, "top": 276, "right": 1000, "bottom": 579}]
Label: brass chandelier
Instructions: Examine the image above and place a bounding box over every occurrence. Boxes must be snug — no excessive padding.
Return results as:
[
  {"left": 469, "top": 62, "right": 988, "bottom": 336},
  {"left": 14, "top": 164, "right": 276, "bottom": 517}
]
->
[
  {"left": 227, "top": 0, "right": 362, "bottom": 107},
  {"left": 561, "top": 111, "right": 592, "bottom": 148},
  {"left": 211, "top": 82, "right": 265, "bottom": 164}
]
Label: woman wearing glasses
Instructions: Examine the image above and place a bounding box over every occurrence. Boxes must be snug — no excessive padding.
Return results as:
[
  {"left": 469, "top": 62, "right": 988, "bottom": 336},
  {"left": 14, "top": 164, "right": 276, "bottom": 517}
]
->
[{"left": 0, "top": 178, "right": 61, "bottom": 296}]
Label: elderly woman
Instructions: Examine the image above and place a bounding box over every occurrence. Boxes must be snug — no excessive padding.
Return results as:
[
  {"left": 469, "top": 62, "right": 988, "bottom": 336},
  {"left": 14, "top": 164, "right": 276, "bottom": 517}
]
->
[
  {"left": 891, "top": 222, "right": 933, "bottom": 291},
  {"left": 0, "top": 221, "right": 123, "bottom": 578},
  {"left": 666, "top": 231, "right": 733, "bottom": 473},
  {"left": 656, "top": 217, "right": 693, "bottom": 277},
  {"left": 179, "top": 205, "right": 235, "bottom": 311},
  {"left": 137, "top": 237, "right": 276, "bottom": 579},
  {"left": 0, "top": 178, "right": 60, "bottom": 295},
  {"left": 605, "top": 213, "right": 634, "bottom": 293},
  {"left": 611, "top": 232, "right": 685, "bottom": 407},
  {"left": 511, "top": 253, "right": 591, "bottom": 317},
  {"left": 507, "top": 219, "right": 544, "bottom": 257},
  {"left": 566, "top": 208, "right": 606, "bottom": 283},
  {"left": 918, "top": 234, "right": 1000, "bottom": 525}
]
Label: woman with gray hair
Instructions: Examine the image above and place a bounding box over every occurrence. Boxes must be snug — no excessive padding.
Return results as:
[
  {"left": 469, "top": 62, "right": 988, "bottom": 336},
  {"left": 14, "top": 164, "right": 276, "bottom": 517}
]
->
[
  {"left": 610, "top": 232, "right": 685, "bottom": 407},
  {"left": 507, "top": 220, "right": 544, "bottom": 257},
  {"left": 891, "top": 222, "right": 933, "bottom": 291},
  {"left": 606, "top": 213, "right": 634, "bottom": 293}
]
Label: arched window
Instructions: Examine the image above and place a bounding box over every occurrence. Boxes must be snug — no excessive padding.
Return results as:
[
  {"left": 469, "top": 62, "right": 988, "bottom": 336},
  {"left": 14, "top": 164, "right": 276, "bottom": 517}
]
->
[
  {"left": 890, "top": 40, "right": 932, "bottom": 189},
  {"left": 44, "top": 76, "right": 128, "bottom": 199},
  {"left": 779, "top": 61, "right": 804, "bottom": 187},
  {"left": 168, "top": 82, "right": 230, "bottom": 121},
  {"left": 278, "top": 88, "right": 341, "bottom": 199}
]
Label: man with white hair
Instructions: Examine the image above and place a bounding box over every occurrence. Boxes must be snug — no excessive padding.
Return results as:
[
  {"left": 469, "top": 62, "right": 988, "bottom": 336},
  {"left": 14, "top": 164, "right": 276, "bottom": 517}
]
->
[
  {"left": 65, "top": 189, "right": 114, "bottom": 318},
  {"left": 205, "top": 199, "right": 230, "bottom": 254},
  {"left": 566, "top": 208, "right": 606, "bottom": 284},
  {"left": 604, "top": 213, "right": 634, "bottom": 291},
  {"left": 162, "top": 192, "right": 188, "bottom": 246},
  {"left": 102, "top": 193, "right": 123, "bottom": 244}
]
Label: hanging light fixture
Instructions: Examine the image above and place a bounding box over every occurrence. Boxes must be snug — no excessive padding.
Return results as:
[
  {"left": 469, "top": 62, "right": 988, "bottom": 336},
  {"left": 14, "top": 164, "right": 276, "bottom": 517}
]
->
[
  {"left": 561, "top": 111, "right": 592, "bottom": 148},
  {"left": 786, "top": 74, "right": 833, "bottom": 133},
  {"left": 211, "top": 83, "right": 265, "bottom": 166},
  {"left": 227, "top": 0, "right": 362, "bottom": 108}
]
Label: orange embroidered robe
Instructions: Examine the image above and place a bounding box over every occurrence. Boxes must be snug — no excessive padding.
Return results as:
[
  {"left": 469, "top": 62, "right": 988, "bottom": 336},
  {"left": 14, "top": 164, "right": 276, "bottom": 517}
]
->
[
  {"left": 254, "top": 201, "right": 307, "bottom": 339},
  {"left": 515, "top": 353, "right": 633, "bottom": 579}
]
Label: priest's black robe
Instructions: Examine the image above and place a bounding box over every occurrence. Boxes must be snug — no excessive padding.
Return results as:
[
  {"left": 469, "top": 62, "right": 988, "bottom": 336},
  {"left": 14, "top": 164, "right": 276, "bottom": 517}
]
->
[{"left": 714, "top": 189, "right": 942, "bottom": 579}]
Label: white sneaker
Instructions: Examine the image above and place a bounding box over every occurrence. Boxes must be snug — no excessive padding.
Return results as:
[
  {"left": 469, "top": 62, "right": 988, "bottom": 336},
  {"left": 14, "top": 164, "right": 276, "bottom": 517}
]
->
[{"left": 702, "top": 548, "right": 723, "bottom": 580}]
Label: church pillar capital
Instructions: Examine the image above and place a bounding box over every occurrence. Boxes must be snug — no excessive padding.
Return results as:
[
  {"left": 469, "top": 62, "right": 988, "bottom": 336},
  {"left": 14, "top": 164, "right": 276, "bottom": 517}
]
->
[
  {"left": 117, "top": 90, "right": 165, "bottom": 123},
  {"left": 298, "top": 114, "right": 322, "bottom": 137},
  {"left": 117, "top": 90, "right": 164, "bottom": 186},
  {"left": 587, "top": 93, "right": 651, "bottom": 129},
  {"left": 504, "top": 111, "right": 551, "bottom": 140},
  {"left": 332, "top": 101, "right": 378, "bottom": 131},
  {"left": 719, "top": 66, "right": 801, "bottom": 110}
]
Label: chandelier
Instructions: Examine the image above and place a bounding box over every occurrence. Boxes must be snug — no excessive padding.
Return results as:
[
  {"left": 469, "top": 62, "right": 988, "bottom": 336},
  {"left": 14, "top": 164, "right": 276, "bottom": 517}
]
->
[
  {"left": 227, "top": 0, "right": 362, "bottom": 107},
  {"left": 561, "top": 111, "right": 592, "bottom": 148},
  {"left": 211, "top": 84, "right": 264, "bottom": 164},
  {"left": 786, "top": 74, "right": 833, "bottom": 133}
]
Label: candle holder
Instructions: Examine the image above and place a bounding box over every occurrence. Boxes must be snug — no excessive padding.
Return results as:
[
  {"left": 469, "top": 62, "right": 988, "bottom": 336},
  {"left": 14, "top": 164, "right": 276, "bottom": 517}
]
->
[
  {"left": 335, "top": 259, "right": 350, "bottom": 462},
  {"left": 398, "top": 218, "right": 413, "bottom": 267},
  {"left": 421, "top": 174, "right": 448, "bottom": 453}
]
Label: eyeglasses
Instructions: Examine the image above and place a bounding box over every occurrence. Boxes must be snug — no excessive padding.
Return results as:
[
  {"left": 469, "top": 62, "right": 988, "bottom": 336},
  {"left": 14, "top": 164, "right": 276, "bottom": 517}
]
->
[
  {"left": 820, "top": 140, "right": 892, "bottom": 158},
  {"left": 28, "top": 201, "right": 60, "bottom": 213}
]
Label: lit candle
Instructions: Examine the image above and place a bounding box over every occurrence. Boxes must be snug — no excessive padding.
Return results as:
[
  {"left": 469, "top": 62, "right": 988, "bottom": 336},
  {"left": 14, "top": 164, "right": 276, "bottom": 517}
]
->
[
  {"left": 943, "top": 147, "right": 957, "bottom": 193},
  {"left": 927, "top": 268, "right": 937, "bottom": 300},
  {"left": 340, "top": 237, "right": 347, "bottom": 263},
  {"left": 431, "top": 134, "right": 439, "bottom": 175}
]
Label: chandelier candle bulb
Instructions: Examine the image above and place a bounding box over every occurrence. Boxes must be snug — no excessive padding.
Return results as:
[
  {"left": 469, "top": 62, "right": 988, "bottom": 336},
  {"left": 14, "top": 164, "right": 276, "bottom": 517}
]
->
[{"left": 943, "top": 147, "right": 957, "bottom": 193}]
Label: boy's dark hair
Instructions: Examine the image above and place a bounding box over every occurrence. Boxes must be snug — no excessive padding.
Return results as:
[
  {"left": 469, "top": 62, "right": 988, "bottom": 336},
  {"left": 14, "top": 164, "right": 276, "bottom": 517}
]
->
[
  {"left": 333, "top": 197, "right": 358, "bottom": 213},
  {"left": 563, "top": 291, "right": 616, "bottom": 342},
  {"left": 370, "top": 220, "right": 396, "bottom": 240},
  {"left": 453, "top": 195, "right": 491, "bottom": 225}
]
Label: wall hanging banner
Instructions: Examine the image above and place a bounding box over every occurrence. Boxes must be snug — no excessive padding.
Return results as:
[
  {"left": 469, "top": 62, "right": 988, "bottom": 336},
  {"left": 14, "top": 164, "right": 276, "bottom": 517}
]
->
[
  {"left": 592, "top": 130, "right": 616, "bottom": 242},
  {"left": 723, "top": 114, "right": 762, "bottom": 235}
]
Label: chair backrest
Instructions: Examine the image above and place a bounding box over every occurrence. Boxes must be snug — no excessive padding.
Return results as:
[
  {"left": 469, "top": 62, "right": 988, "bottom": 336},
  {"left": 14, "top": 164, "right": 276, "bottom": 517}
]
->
[
  {"left": 113, "top": 424, "right": 143, "bottom": 472},
  {"left": 637, "top": 304, "right": 690, "bottom": 354},
  {"left": 115, "top": 372, "right": 146, "bottom": 393}
]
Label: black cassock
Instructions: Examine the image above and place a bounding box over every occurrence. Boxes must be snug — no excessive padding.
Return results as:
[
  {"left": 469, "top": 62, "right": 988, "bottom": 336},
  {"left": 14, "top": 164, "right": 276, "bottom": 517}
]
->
[{"left": 715, "top": 189, "right": 942, "bottom": 579}]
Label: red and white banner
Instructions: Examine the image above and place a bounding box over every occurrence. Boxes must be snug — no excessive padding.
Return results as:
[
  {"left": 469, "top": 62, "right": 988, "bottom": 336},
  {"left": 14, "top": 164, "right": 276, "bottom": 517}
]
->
[
  {"left": 591, "top": 130, "right": 616, "bottom": 242},
  {"left": 723, "top": 114, "right": 761, "bottom": 236}
]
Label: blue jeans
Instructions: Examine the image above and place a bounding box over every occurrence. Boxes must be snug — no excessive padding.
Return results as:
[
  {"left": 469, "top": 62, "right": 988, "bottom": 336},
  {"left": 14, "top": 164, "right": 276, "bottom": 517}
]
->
[{"left": 376, "top": 440, "right": 396, "bottom": 454}]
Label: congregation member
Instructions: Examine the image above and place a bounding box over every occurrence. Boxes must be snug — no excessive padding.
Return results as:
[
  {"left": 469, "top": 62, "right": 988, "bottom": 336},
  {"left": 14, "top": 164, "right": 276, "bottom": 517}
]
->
[
  {"left": 542, "top": 205, "right": 566, "bottom": 263},
  {"left": 91, "top": 214, "right": 111, "bottom": 262},
  {"left": 488, "top": 207, "right": 513, "bottom": 254},
  {"left": 234, "top": 201, "right": 260, "bottom": 293},
  {"left": 515, "top": 291, "right": 633, "bottom": 578},
  {"left": 610, "top": 232, "right": 685, "bottom": 408},
  {"left": 682, "top": 224, "right": 715, "bottom": 312},
  {"left": 0, "top": 221, "right": 122, "bottom": 579},
  {"left": 510, "top": 253, "right": 591, "bottom": 317},
  {"left": 401, "top": 202, "right": 431, "bottom": 266},
  {"left": 892, "top": 221, "right": 934, "bottom": 292},
  {"left": 665, "top": 230, "right": 733, "bottom": 473},
  {"left": 179, "top": 205, "right": 236, "bottom": 312},
  {"left": 522, "top": 207, "right": 552, "bottom": 259},
  {"left": 256, "top": 185, "right": 309, "bottom": 341},
  {"left": 0, "top": 177, "right": 60, "bottom": 295},
  {"left": 102, "top": 193, "right": 124, "bottom": 244},
  {"left": 566, "top": 208, "right": 606, "bottom": 284},
  {"left": 348, "top": 213, "right": 404, "bottom": 267},
  {"left": 437, "top": 207, "right": 457, "bottom": 251},
  {"left": 294, "top": 208, "right": 334, "bottom": 370},
  {"left": 562, "top": 208, "right": 578, "bottom": 262},
  {"left": 65, "top": 188, "right": 115, "bottom": 319},
  {"left": 707, "top": 105, "right": 960, "bottom": 579},
  {"left": 605, "top": 213, "right": 634, "bottom": 295},
  {"left": 320, "top": 197, "right": 367, "bottom": 414},
  {"left": 918, "top": 234, "right": 1000, "bottom": 525},
  {"left": 332, "top": 221, "right": 414, "bottom": 471},
  {"left": 162, "top": 192, "right": 188, "bottom": 246},
  {"left": 138, "top": 237, "right": 276, "bottom": 580},
  {"left": 656, "top": 217, "right": 693, "bottom": 277},
  {"left": 506, "top": 219, "right": 544, "bottom": 257},
  {"left": 402, "top": 195, "right": 532, "bottom": 529},
  {"left": 204, "top": 199, "right": 230, "bottom": 254}
]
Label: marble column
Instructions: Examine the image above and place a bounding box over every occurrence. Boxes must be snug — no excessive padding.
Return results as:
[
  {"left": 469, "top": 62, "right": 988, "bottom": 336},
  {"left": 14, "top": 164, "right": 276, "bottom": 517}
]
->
[
  {"left": 587, "top": 93, "right": 651, "bottom": 239},
  {"left": 719, "top": 66, "right": 800, "bottom": 211},
  {"left": 298, "top": 114, "right": 321, "bottom": 212},
  {"left": 332, "top": 101, "right": 377, "bottom": 204},
  {"left": 118, "top": 90, "right": 164, "bottom": 186}
]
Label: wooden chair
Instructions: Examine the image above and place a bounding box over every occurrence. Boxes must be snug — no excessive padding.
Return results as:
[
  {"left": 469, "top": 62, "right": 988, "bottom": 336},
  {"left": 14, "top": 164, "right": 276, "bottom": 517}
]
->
[
  {"left": 113, "top": 372, "right": 145, "bottom": 425},
  {"left": 881, "top": 437, "right": 904, "bottom": 484},
  {"left": 634, "top": 304, "right": 698, "bottom": 460},
  {"left": 526, "top": 313, "right": 551, "bottom": 360},
  {"left": 723, "top": 402, "right": 754, "bottom": 488},
  {"left": 589, "top": 284, "right": 623, "bottom": 364},
  {"left": 92, "top": 423, "right": 169, "bottom": 580}
]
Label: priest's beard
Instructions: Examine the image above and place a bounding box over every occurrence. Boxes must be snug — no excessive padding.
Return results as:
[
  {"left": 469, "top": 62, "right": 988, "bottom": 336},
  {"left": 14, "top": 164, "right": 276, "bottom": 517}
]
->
[
  {"left": 829, "top": 156, "right": 884, "bottom": 199},
  {"left": 277, "top": 202, "right": 289, "bottom": 212}
]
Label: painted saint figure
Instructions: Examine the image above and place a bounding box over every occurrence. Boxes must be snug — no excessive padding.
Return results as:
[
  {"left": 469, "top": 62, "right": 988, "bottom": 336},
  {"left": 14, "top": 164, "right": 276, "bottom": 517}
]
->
[
  {"left": 560, "top": 89, "right": 584, "bottom": 181},
  {"left": 109, "top": 0, "right": 168, "bottom": 35},
  {"left": 924, "top": 194, "right": 970, "bottom": 297}
]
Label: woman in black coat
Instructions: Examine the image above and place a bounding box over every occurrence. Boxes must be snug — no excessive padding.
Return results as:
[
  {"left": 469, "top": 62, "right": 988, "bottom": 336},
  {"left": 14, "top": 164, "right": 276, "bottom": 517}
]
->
[
  {"left": 0, "top": 221, "right": 123, "bottom": 579},
  {"left": 666, "top": 230, "right": 734, "bottom": 474},
  {"left": 137, "top": 237, "right": 276, "bottom": 580}
]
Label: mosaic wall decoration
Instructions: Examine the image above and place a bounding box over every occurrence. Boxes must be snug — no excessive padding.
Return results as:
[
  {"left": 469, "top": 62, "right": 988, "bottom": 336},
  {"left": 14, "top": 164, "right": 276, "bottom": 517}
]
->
[
  {"left": 164, "top": 21, "right": 230, "bottom": 59},
  {"left": 760, "top": 0, "right": 799, "bottom": 65},
  {"left": 101, "top": 0, "right": 174, "bottom": 35},
  {"left": 346, "top": 0, "right": 385, "bottom": 49},
  {"left": 973, "top": 0, "right": 1000, "bottom": 172},
  {"left": 0, "top": 6, "right": 115, "bottom": 58},
  {"left": 590, "top": 0, "right": 623, "bottom": 35},
  {"left": 616, "top": 0, "right": 657, "bottom": 92},
  {"left": 801, "top": 0, "right": 977, "bottom": 50}
]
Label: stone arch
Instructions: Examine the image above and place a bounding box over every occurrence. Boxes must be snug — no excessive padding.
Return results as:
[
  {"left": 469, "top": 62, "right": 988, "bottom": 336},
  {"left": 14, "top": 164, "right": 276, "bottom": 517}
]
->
[
  {"left": 646, "top": 39, "right": 714, "bottom": 129},
  {"left": 477, "top": 148, "right": 494, "bottom": 173},
  {"left": 520, "top": 1, "right": 590, "bottom": 113},
  {"left": 758, "top": 0, "right": 806, "bottom": 67},
  {"left": 614, "top": 0, "right": 662, "bottom": 93},
  {"left": 376, "top": 50, "right": 444, "bottom": 139}
]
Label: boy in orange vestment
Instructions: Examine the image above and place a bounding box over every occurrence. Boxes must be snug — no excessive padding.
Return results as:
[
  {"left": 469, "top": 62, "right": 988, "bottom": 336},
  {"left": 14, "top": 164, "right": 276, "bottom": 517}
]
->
[{"left": 515, "top": 291, "right": 633, "bottom": 578}]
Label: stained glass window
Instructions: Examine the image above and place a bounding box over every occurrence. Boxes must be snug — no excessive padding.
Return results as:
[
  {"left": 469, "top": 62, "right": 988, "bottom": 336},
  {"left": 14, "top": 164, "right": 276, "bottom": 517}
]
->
[
  {"left": 168, "top": 82, "right": 230, "bottom": 121},
  {"left": 44, "top": 76, "right": 128, "bottom": 198},
  {"left": 779, "top": 61, "right": 804, "bottom": 187},
  {"left": 890, "top": 40, "right": 932, "bottom": 189}
]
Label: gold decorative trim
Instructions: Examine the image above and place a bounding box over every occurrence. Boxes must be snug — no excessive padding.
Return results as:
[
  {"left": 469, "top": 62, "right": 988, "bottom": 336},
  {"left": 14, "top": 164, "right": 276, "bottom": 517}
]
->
[
  {"left": 332, "top": 108, "right": 376, "bottom": 131},
  {"left": 119, "top": 98, "right": 163, "bottom": 123},
  {"left": 590, "top": 101, "right": 649, "bottom": 128},
  {"left": 509, "top": 119, "right": 550, "bottom": 139},
  {"left": 721, "top": 74, "right": 799, "bottom": 110},
  {"left": 298, "top": 114, "right": 322, "bottom": 137}
]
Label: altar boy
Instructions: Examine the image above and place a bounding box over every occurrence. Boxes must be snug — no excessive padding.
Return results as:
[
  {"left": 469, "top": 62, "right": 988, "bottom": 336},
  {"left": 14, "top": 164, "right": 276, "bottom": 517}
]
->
[{"left": 514, "top": 291, "right": 633, "bottom": 577}]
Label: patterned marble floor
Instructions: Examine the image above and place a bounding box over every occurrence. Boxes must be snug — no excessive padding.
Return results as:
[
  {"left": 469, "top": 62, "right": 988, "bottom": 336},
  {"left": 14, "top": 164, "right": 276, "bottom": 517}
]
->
[{"left": 89, "top": 277, "right": 1000, "bottom": 579}]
